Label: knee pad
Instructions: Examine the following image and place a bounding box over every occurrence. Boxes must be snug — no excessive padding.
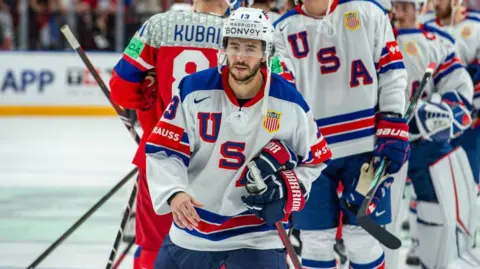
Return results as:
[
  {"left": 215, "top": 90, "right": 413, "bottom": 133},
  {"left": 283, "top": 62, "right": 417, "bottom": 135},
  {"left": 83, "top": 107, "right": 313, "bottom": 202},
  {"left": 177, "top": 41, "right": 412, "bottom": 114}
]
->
[
  {"left": 300, "top": 229, "right": 336, "bottom": 266},
  {"left": 342, "top": 225, "right": 384, "bottom": 266}
]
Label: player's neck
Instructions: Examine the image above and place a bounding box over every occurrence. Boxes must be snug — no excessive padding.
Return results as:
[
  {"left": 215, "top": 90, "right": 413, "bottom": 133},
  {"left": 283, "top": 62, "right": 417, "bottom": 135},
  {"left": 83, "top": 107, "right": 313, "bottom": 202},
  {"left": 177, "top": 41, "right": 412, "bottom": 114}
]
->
[
  {"left": 195, "top": 1, "right": 227, "bottom": 16},
  {"left": 438, "top": 15, "right": 453, "bottom": 26},
  {"left": 228, "top": 70, "right": 264, "bottom": 99},
  {"left": 251, "top": 3, "right": 270, "bottom": 13},
  {"left": 303, "top": 0, "right": 330, "bottom": 17},
  {"left": 396, "top": 21, "right": 417, "bottom": 29}
]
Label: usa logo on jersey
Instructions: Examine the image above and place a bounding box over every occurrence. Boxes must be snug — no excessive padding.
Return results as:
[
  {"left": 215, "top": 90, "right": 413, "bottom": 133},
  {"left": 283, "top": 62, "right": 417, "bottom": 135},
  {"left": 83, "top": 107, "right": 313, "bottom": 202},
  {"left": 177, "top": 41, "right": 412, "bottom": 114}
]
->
[
  {"left": 344, "top": 12, "right": 360, "bottom": 31},
  {"left": 263, "top": 111, "right": 282, "bottom": 133}
]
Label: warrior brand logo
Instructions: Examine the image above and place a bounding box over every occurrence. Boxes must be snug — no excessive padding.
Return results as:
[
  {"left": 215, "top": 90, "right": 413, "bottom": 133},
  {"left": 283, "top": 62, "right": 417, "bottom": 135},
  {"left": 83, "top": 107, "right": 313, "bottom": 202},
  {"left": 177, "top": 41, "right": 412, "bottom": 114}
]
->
[
  {"left": 152, "top": 126, "right": 180, "bottom": 141},
  {"left": 265, "top": 141, "right": 282, "bottom": 154},
  {"left": 282, "top": 171, "right": 304, "bottom": 212}
]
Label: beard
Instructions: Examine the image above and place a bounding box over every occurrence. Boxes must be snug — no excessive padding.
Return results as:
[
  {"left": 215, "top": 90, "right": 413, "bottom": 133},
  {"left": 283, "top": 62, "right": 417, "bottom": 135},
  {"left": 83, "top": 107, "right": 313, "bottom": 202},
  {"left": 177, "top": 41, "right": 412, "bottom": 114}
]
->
[
  {"left": 227, "top": 59, "right": 262, "bottom": 84},
  {"left": 435, "top": 5, "right": 452, "bottom": 20}
]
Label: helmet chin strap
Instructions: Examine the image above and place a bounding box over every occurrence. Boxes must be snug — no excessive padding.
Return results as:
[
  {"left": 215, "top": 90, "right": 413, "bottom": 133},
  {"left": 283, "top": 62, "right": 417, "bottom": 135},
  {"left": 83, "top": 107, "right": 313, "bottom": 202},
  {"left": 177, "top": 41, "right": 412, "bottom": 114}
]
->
[
  {"left": 261, "top": 50, "right": 273, "bottom": 116},
  {"left": 314, "top": 0, "right": 337, "bottom": 37}
]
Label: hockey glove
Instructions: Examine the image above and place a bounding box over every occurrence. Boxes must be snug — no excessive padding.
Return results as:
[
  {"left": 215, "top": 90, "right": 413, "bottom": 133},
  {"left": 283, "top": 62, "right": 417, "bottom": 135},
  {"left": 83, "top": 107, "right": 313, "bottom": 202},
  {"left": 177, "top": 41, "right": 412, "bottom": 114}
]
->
[
  {"left": 341, "top": 162, "right": 393, "bottom": 224},
  {"left": 139, "top": 70, "right": 157, "bottom": 111},
  {"left": 240, "top": 140, "right": 298, "bottom": 183},
  {"left": 409, "top": 99, "right": 453, "bottom": 143},
  {"left": 374, "top": 115, "right": 410, "bottom": 174},
  {"left": 441, "top": 90, "right": 472, "bottom": 137},
  {"left": 241, "top": 170, "right": 307, "bottom": 225}
]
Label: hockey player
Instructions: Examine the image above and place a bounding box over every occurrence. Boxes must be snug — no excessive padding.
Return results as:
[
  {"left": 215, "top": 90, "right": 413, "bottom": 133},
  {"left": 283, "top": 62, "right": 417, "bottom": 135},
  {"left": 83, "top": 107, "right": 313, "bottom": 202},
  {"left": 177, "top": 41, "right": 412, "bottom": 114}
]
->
[
  {"left": 250, "top": 0, "right": 288, "bottom": 22},
  {"left": 108, "top": 1, "right": 227, "bottom": 268},
  {"left": 145, "top": 7, "right": 331, "bottom": 269},
  {"left": 272, "top": 0, "right": 409, "bottom": 268},
  {"left": 391, "top": 0, "right": 476, "bottom": 268},
  {"left": 424, "top": 0, "right": 480, "bottom": 185}
]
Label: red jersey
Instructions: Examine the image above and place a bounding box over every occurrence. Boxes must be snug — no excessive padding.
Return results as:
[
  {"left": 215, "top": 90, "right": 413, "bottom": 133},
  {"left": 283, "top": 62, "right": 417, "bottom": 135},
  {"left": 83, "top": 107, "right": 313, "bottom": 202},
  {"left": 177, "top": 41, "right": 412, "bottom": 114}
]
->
[{"left": 109, "top": 10, "right": 224, "bottom": 251}]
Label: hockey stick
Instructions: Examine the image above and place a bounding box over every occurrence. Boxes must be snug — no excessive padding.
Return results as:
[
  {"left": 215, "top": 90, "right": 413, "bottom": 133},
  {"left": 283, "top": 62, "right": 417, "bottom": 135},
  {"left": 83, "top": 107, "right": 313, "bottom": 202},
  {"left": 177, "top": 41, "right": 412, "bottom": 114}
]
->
[
  {"left": 112, "top": 236, "right": 136, "bottom": 269},
  {"left": 61, "top": 25, "right": 141, "bottom": 269},
  {"left": 25, "top": 167, "right": 138, "bottom": 269},
  {"left": 60, "top": 25, "right": 140, "bottom": 144},
  {"left": 246, "top": 162, "right": 303, "bottom": 269},
  {"left": 354, "top": 63, "right": 437, "bottom": 250}
]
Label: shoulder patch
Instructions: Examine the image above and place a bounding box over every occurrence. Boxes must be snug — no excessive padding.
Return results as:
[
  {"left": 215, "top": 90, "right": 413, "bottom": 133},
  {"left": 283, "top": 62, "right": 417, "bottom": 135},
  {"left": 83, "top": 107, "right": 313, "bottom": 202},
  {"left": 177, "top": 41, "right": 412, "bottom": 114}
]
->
[{"left": 124, "top": 37, "right": 145, "bottom": 59}]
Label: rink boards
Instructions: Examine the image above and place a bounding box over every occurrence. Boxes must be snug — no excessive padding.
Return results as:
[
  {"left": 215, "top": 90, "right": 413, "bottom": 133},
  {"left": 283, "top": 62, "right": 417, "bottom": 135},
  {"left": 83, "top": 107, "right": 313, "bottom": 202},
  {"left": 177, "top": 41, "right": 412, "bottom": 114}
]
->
[{"left": 0, "top": 52, "right": 121, "bottom": 116}]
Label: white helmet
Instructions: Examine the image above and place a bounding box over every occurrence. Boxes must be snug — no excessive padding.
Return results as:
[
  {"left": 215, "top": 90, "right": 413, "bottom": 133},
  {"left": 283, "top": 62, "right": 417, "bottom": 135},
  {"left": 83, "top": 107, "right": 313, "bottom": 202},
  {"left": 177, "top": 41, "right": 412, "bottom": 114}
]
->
[
  {"left": 376, "top": 0, "right": 392, "bottom": 11},
  {"left": 391, "top": 0, "right": 421, "bottom": 10},
  {"left": 219, "top": 7, "right": 275, "bottom": 115},
  {"left": 221, "top": 7, "right": 275, "bottom": 57}
]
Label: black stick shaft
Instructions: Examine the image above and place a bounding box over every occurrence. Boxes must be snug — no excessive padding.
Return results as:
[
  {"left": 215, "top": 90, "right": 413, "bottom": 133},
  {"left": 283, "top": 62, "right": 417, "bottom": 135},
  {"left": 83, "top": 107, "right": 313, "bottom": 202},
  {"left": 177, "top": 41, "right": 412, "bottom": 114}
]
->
[
  {"left": 276, "top": 223, "right": 302, "bottom": 269},
  {"left": 60, "top": 25, "right": 143, "bottom": 269},
  {"left": 60, "top": 25, "right": 140, "bottom": 144},
  {"left": 112, "top": 237, "right": 136, "bottom": 269},
  {"left": 105, "top": 182, "right": 138, "bottom": 269},
  {"left": 25, "top": 167, "right": 138, "bottom": 269}
]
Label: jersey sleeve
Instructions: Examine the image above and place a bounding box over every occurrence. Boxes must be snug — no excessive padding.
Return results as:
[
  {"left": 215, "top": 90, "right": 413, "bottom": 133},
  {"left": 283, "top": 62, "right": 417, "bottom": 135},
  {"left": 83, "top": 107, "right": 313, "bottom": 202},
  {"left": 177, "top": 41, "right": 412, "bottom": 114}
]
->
[
  {"left": 374, "top": 12, "right": 408, "bottom": 115},
  {"left": 433, "top": 40, "right": 474, "bottom": 110},
  {"left": 109, "top": 14, "right": 161, "bottom": 109},
  {"left": 289, "top": 103, "right": 332, "bottom": 195},
  {"left": 145, "top": 85, "right": 194, "bottom": 215}
]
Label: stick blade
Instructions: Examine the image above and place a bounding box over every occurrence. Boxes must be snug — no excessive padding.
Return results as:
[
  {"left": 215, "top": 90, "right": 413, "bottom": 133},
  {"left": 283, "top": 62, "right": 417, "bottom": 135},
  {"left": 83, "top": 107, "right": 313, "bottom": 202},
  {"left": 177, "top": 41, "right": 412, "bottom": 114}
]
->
[{"left": 356, "top": 215, "right": 402, "bottom": 249}]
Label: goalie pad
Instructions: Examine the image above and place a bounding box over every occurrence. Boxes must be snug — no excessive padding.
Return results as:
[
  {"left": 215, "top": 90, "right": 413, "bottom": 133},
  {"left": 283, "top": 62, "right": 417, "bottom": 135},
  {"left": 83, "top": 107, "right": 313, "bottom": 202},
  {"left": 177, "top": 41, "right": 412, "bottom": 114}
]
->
[{"left": 416, "top": 147, "right": 478, "bottom": 269}]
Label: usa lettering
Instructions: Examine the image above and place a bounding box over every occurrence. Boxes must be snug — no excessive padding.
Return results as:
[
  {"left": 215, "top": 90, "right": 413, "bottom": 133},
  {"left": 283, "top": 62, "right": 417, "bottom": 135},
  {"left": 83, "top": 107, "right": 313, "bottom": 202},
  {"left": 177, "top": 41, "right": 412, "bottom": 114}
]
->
[
  {"left": 376, "top": 128, "right": 409, "bottom": 139},
  {"left": 173, "top": 25, "right": 221, "bottom": 44},
  {"left": 152, "top": 126, "right": 180, "bottom": 141}
]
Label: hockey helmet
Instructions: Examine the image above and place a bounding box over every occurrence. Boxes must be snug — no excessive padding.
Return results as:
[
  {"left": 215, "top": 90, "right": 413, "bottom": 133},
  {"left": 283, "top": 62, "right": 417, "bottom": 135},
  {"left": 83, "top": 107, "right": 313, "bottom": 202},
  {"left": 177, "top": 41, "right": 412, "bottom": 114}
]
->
[
  {"left": 391, "top": 0, "right": 422, "bottom": 10},
  {"left": 221, "top": 7, "right": 275, "bottom": 56}
]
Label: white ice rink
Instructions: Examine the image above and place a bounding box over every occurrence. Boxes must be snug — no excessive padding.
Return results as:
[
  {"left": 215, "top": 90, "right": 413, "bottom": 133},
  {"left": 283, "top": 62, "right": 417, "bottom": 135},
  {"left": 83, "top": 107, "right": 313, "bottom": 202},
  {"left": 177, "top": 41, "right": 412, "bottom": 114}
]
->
[{"left": 0, "top": 117, "right": 417, "bottom": 269}]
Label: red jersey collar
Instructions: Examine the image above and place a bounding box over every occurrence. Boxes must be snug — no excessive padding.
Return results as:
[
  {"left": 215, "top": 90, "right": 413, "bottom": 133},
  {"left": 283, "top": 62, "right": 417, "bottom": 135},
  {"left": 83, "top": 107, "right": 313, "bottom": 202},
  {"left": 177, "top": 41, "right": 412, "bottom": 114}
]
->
[
  {"left": 221, "top": 67, "right": 266, "bottom": 108},
  {"left": 296, "top": 0, "right": 339, "bottom": 17}
]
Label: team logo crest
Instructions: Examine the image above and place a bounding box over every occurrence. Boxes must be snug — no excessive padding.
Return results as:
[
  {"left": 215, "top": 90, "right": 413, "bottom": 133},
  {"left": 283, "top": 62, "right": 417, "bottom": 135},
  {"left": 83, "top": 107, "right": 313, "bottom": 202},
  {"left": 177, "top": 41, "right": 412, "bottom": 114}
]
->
[
  {"left": 262, "top": 110, "right": 282, "bottom": 133},
  {"left": 404, "top": 41, "right": 417, "bottom": 55},
  {"left": 344, "top": 12, "right": 360, "bottom": 30},
  {"left": 461, "top": 26, "right": 472, "bottom": 38}
]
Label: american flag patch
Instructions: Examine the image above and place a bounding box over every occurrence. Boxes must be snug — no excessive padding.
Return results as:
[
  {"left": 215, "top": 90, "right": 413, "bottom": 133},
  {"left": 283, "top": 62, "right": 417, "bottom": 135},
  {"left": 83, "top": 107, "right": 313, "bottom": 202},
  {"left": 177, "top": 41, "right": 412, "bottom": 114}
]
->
[
  {"left": 262, "top": 111, "right": 282, "bottom": 133},
  {"left": 405, "top": 41, "right": 417, "bottom": 55},
  {"left": 344, "top": 12, "right": 360, "bottom": 31}
]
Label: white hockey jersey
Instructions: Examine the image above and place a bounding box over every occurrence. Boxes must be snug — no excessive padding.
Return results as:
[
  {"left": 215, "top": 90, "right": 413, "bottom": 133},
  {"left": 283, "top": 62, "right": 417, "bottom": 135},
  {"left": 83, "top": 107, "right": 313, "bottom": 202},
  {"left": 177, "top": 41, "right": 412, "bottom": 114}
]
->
[
  {"left": 396, "top": 27, "right": 473, "bottom": 110},
  {"left": 273, "top": 0, "right": 408, "bottom": 160},
  {"left": 145, "top": 67, "right": 331, "bottom": 251},
  {"left": 419, "top": 10, "right": 435, "bottom": 24},
  {"left": 424, "top": 14, "right": 480, "bottom": 108}
]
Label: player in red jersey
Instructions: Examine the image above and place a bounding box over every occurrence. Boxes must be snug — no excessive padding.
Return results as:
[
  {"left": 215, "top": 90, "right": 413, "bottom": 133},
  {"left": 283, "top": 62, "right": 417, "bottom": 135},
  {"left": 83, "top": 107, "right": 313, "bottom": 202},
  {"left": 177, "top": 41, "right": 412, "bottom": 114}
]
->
[{"left": 109, "top": 1, "right": 228, "bottom": 267}]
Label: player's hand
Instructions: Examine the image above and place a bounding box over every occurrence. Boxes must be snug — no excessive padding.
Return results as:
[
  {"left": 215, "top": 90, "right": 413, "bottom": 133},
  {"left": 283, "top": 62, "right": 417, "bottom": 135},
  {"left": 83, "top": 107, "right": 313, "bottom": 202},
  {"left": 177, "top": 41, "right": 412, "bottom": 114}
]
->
[
  {"left": 169, "top": 192, "right": 203, "bottom": 230},
  {"left": 139, "top": 70, "right": 157, "bottom": 111},
  {"left": 240, "top": 140, "right": 298, "bottom": 183},
  {"left": 340, "top": 162, "right": 393, "bottom": 223},
  {"left": 374, "top": 115, "right": 410, "bottom": 174},
  {"left": 241, "top": 170, "right": 306, "bottom": 225}
]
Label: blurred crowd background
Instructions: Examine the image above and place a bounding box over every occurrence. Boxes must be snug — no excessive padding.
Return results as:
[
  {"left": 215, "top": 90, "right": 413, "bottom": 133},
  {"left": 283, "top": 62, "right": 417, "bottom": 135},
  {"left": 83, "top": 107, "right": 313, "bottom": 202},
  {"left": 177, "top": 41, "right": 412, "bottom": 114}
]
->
[{"left": 0, "top": 0, "right": 478, "bottom": 52}]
